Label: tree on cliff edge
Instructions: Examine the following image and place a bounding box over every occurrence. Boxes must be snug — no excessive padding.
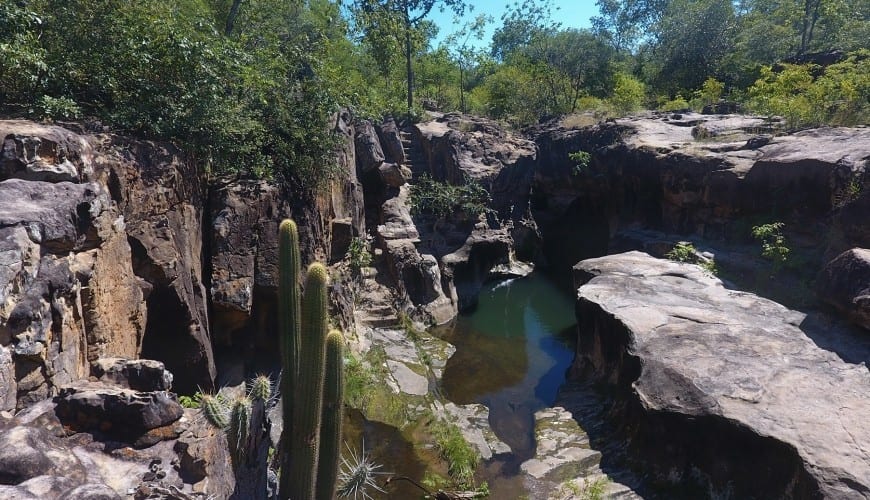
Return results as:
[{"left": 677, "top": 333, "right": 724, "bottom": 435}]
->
[{"left": 353, "top": 0, "right": 467, "bottom": 115}]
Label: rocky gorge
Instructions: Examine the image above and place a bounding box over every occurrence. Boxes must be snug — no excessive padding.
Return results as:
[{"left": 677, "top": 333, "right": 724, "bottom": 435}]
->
[{"left": 0, "top": 109, "right": 868, "bottom": 498}]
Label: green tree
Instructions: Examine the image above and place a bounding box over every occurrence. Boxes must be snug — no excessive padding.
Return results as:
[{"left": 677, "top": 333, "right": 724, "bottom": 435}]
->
[{"left": 353, "top": 0, "right": 467, "bottom": 115}]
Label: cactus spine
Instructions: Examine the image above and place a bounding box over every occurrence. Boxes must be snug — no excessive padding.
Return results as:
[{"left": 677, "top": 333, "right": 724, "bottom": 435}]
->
[
  {"left": 287, "top": 263, "right": 329, "bottom": 500},
  {"left": 201, "top": 393, "right": 228, "bottom": 429},
  {"left": 316, "top": 330, "right": 344, "bottom": 500},
  {"left": 278, "top": 219, "right": 301, "bottom": 498}
]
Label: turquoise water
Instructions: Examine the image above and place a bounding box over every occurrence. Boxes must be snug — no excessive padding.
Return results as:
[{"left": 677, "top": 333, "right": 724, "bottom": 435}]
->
[{"left": 438, "top": 273, "right": 578, "bottom": 460}]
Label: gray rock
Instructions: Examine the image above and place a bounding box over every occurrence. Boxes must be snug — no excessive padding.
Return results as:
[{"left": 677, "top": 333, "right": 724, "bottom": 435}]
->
[
  {"left": 54, "top": 383, "right": 184, "bottom": 443},
  {"left": 377, "top": 162, "right": 411, "bottom": 187},
  {"left": 573, "top": 251, "right": 870, "bottom": 498},
  {"left": 376, "top": 118, "right": 406, "bottom": 165},
  {"left": 816, "top": 248, "right": 870, "bottom": 330},
  {"left": 91, "top": 358, "right": 174, "bottom": 391},
  {"left": 1, "top": 121, "right": 93, "bottom": 182},
  {"left": 354, "top": 120, "right": 385, "bottom": 173}
]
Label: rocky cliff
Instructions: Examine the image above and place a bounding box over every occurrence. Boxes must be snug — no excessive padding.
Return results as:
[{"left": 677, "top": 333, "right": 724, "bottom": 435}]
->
[{"left": 572, "top": 252, "right": 870, "bottom": 498}]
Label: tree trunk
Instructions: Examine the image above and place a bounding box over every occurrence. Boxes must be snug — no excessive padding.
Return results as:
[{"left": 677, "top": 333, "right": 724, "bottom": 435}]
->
[
  {"left": 404, "top": 2, "right": 414, "bottom": 117},
  {"left": 225, "top": 0, "right": 244, "bottom": 36},
  {"left": 799, "top": 0, "right": 822, "bottom": 55}
]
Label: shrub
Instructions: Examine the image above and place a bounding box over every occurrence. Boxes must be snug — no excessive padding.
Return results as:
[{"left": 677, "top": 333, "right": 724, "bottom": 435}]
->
[
  {"left": 752, "top": 222, "right": 790, "bottom": 270},
  {"left": 410, "top": 175, "right": 491, "bottom": 220},
  {"left": 665, "top": 241, "right": 698, "bottom": 263},
  {"left": 346, "top": 237, "right": 372, "bottom": 272},
  {"left": 610, "top": 72, "right": 646, "bottom": 115},
  {"left": 568, "top": 150, "right": 592, "bottom": 176},
  {"left": 660, "top": 95, "right": 691, "bottom": 111},
  {"left": 32, "top": 95, "right": 81, "bottom": 121}
]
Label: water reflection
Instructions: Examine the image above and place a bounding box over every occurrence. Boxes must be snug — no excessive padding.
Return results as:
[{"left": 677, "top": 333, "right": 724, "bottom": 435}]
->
[{"left": 438, "top": 273, "right": 577, "bottom": 460}]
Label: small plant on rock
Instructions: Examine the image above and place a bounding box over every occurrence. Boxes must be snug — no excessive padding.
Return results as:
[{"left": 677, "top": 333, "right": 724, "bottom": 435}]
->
[
  {"left": 665, "top": 242, "right": 698, "bottom": 263},
  {"left": 752, "top": 222, "right": 790, "bottom": 271},
  {"left": 569, "top": 150, "right": 592, "bottom": 176},
  {"left": 346, "top": 237, "right": 372, "bottom": 272}
]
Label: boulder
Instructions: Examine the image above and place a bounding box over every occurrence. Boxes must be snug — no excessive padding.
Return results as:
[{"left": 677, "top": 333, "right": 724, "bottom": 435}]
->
[
  {"left": 377, "top": 162, "right": 411, "bottom": 188},
  {"left": 54, "top": 383, "right": 184, "bottom": 445},
  {"left": 90, "top": 358, "right": 173, "bottom": 391},
  {"left": 0, "top": 396, "right": 230, "bottom": 498},
  {"left": 816, "top": 248, "right": 870, "bottom": 330},
  {"left": 572, "top": 251, "right": 870, "bottom": 498},
  {"left": 1, "top": 120, "right": 93, "bottom": 182},
  {"left": 354, "top": 120, "right": 385, "bottom": 173},
  {"left": 376, "top": 118, "right": 406, "bottom": 165}
]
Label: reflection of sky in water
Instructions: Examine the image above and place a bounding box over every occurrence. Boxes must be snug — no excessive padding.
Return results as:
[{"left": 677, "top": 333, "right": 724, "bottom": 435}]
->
[{"left": 440, "top": 274, "right": 577, "bottom": 459}]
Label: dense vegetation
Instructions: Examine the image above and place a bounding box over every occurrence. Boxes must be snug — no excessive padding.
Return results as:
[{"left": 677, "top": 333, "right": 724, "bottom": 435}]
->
[{"left": 2, "top": 0, "right": 868, "bottom": 180}]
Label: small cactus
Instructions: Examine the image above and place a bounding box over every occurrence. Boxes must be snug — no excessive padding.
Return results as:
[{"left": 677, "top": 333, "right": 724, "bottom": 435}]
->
[
  {"left": 201, "top": 393, "right": 228, "bottom": 430},
  {"left": 249, "top": 374, "right": 273, "bottom": 402},
  {"left": 228, "top": 396, "right": 253, "bottom": 466}
]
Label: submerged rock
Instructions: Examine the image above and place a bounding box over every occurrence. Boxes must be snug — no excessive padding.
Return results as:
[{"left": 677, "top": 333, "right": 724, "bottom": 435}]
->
[{"left": 572, "top": 251, "right": 870, "bottom": 498}]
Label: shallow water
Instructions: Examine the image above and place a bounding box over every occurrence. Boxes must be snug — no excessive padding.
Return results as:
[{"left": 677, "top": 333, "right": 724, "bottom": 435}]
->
[{"left": 438, "top": 273, "right": 578, "bottom": 461}]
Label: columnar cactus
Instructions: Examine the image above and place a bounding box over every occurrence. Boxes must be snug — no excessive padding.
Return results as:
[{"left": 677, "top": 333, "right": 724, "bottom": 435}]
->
[
  {"left": 277, "top": 219, "right": 343, "bottom": 500},
  {"left": 278, "top": 219, "right": 301, "bottom": 497},
  {"left": 287, "top": 263, "right": 329, "bottom": 500},
  {"left": 316, "top": 330, "right": 345, "bottom": 500}
]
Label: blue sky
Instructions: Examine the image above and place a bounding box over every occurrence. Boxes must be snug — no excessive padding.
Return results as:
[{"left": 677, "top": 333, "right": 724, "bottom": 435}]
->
[{"left": 428, "top": 0, "right": 601, "bottom": 48}]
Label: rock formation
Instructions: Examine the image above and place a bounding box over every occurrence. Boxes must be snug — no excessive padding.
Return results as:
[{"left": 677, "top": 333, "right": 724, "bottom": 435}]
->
[{"left": 572, "top": 251, "right": 870, "bottom": 498}]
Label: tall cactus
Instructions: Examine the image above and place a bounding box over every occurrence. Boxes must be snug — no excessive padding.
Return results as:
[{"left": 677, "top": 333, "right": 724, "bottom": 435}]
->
[
  {"left": 287, "top": 263, "right": 329, "bottom": 500},
  {"left": 278, "top": 219, "right": 301, "bottom": 498},
  {"left": 316, "top": 330, "right": 345, "bottom": 500}
]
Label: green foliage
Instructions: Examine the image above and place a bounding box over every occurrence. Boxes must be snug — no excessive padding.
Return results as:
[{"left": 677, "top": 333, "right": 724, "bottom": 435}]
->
[
  {"left": 346, "top": 237, "right": 372, "bottom": 272},
  {"left": 660, "top": 95, "right": 691, "bottom": 111},
  {"left": 178, "top": 393, "right": 201, "bottom": 409},
  {"left": 665, "top": 242, "right": 698, "bottom": 263},
  {"left": 1, "top": 0, "right": 343, "bottom": 185},
  {"left": 410, "top": 175, "right": 491, "bottom": 220},
  {"left": 427, "top": 416, "right": 479, "bottom": 488},
  {"left": 752, "top": 222, "right": 790, "bottom": 270},
  {"left": 698, "top": 77, "right": 725, "bottom": 106},
  {"left": 747, "top": 51, "right": 870, "bottom": 128},
  {"left": 569, "top": 151, "right": 592, "bottom": 176},
  {"left": 610, "top": 71, "right": 646, "bottom": 115}
]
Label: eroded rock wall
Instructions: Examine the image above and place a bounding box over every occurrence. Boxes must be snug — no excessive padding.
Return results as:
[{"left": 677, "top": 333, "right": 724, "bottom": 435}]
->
[{"left": 531, "top": 113, "right": 869, "bottom": 272}]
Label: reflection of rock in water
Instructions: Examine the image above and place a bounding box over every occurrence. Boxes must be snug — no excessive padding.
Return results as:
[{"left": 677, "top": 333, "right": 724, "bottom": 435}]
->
[
  {"left": 342, "top": 409, "right": 427, "bottom": 500},
  {"left": 439, "top": 329, "right": 528, "bottom": 403}
]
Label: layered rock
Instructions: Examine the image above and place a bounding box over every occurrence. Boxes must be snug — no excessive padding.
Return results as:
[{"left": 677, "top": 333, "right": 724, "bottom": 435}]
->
[
  {"left": 572, "top": 251, "right": 870, "bottom": 498},
  {"left": 0, "top": 178, "right": 144, "bottom": 410},
  {"left": 414, "top": 113, "right": 537, "bottom": 219},
  {"left": 532, "top": 113, "right": 870, "bottom": 270}
]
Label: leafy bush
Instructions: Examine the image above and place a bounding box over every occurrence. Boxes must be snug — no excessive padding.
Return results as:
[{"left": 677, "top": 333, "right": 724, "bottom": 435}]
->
[
  {"left": 747, "top": 50, "right": 870, "bottom": 128},
  {"left": 660, "top": 95, "right": 691, "bottom": 111},
  {"left": 410, "top": 175, "right": 491, "bottom": 220},
  {"left": 665, "top": 241, "right": 698, "bottom": 263},
  {"left": 697, "top": 77, "right": 725, "bottom": 106},
  {"left": 569, "top": 150, "right": 592, "bottom": 176},
  {"left": 32, "top": 95, "right": 81, "bottom": 121},
  {"left": 752, "top": 222, "right": 790, "bottom": 270},
  {"left": 610, "top": 71, "right": 646, "bottom": 115},
  {"left": 345, "top": 237, "right": 372, "bottom": 272}
]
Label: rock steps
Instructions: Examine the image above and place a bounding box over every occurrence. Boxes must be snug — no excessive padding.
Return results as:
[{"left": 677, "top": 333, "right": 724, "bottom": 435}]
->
[
  {"left": 353, "top": 253, "right": 400, "bottom": 329},
  {"left": 399, "top": 129, "right": 428, "bottom": 179}
]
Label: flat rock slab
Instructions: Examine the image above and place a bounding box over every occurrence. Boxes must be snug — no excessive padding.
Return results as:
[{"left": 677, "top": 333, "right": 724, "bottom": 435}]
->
[{"left": 573, "top": 251, "right": 870, "bottom": 498}]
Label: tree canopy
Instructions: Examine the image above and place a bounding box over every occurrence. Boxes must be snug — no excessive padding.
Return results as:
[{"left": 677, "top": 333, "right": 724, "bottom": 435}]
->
[{"left": 1, "top": 0, "right": 867, "bottom": 181}]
